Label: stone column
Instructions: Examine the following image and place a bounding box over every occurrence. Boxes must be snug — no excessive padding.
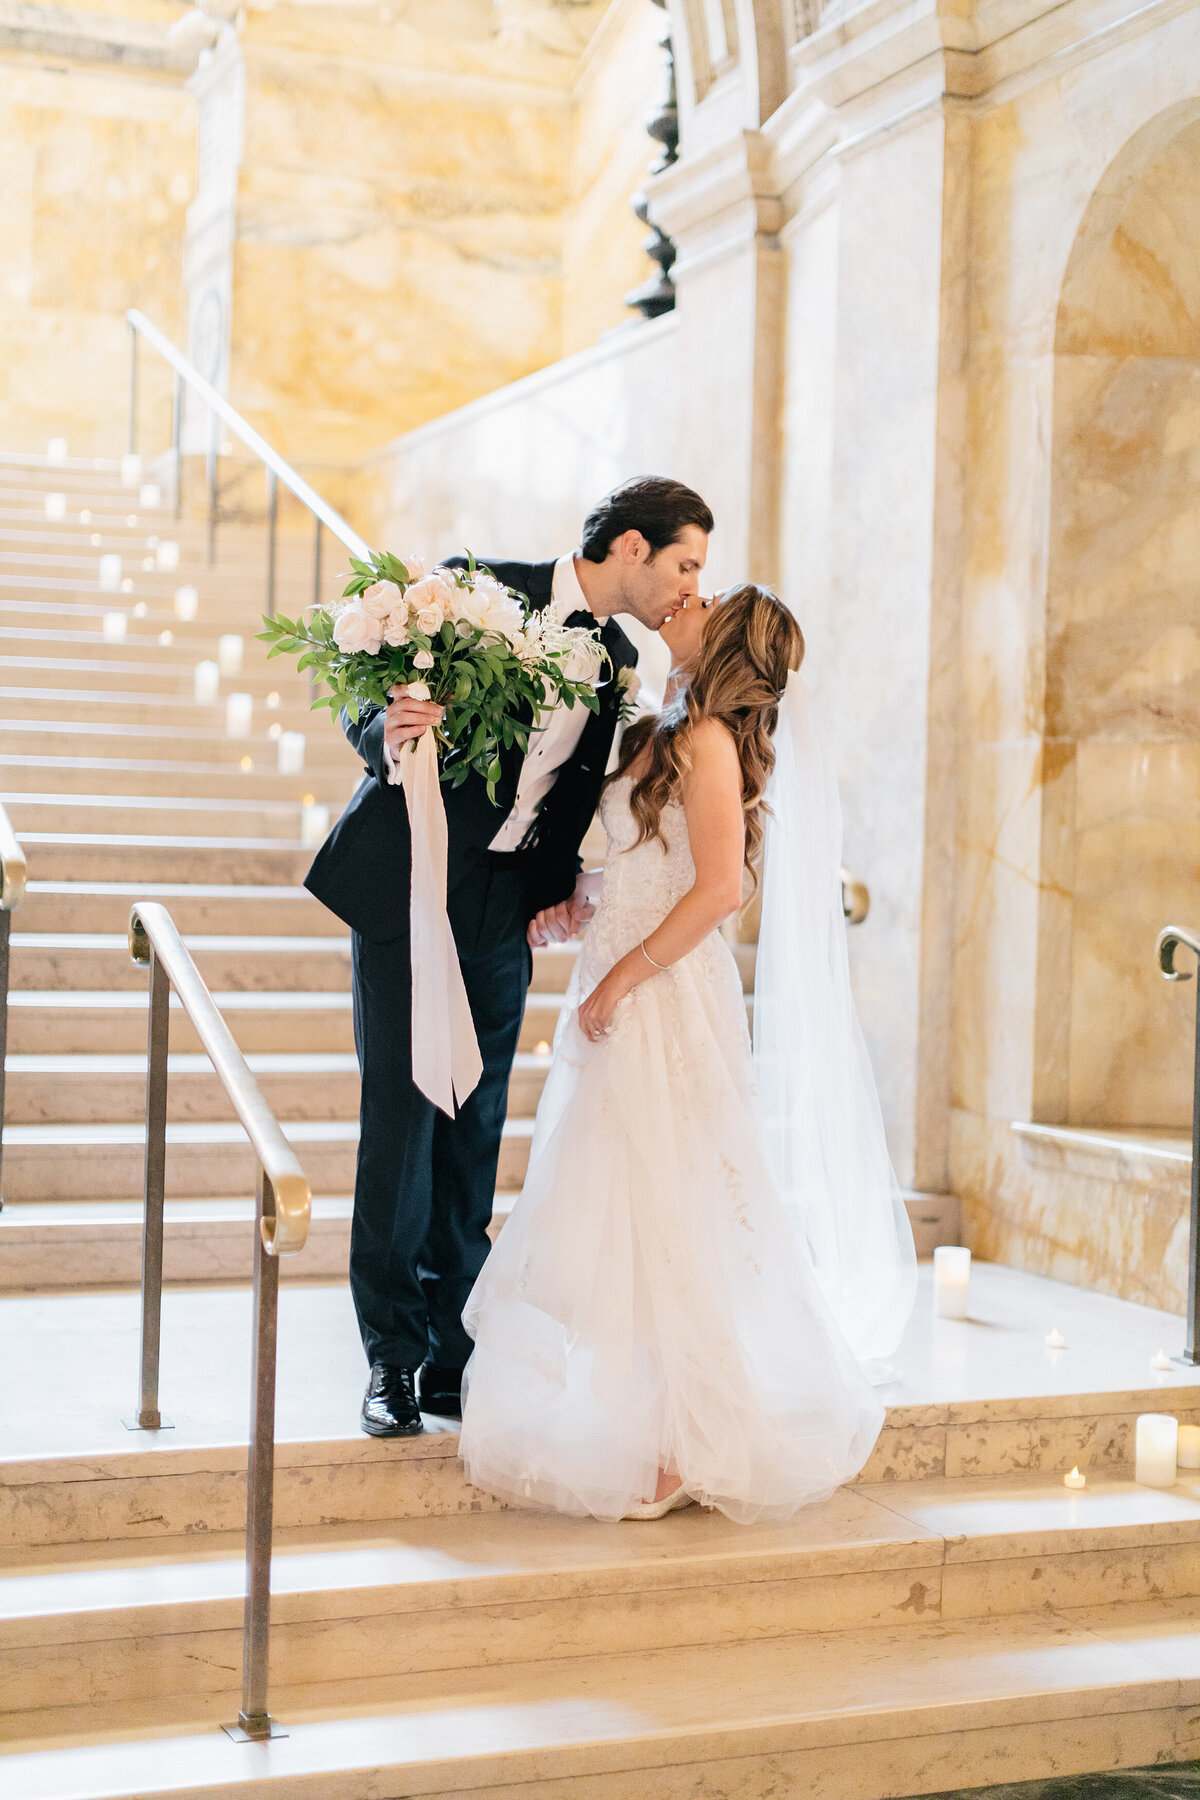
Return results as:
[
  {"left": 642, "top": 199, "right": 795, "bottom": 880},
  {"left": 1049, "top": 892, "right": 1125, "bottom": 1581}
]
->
[
  {"left": 646, "top": 130, "right": 785, "bottom": 591},
  {"left": 181, "top": 25, "right": 244, "bottom": 451}
]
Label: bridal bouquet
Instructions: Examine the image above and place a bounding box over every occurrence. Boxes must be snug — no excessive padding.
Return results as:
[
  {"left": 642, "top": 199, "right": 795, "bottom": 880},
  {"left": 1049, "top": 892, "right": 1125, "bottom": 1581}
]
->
[
  {"left": 257, "top": 551, "right": 608, "bottom": 803},
  {"left": 258, "top": 550, "right": 610, "bottom": 1120}
]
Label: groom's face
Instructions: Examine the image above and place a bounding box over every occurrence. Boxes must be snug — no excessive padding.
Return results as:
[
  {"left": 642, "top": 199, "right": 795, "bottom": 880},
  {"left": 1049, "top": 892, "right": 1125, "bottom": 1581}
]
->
[{"left": 618, "top": 525, "right": 707, "bottom": 630}]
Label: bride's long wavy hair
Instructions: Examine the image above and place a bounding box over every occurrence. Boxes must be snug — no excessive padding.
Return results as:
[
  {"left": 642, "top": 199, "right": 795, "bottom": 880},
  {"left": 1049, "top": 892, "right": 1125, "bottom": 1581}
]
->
[{"left": 608, "top": 583, "right": 805, "bottom": 891}]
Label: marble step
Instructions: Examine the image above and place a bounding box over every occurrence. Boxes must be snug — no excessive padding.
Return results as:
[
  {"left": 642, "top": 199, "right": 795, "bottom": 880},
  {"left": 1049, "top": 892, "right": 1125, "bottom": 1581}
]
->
[
  {"left": 9, "top": 931, "right": 354, "bottom": 992},
  {"left": 3, "top": 1474, "right": 1200, "bottom": 1718},
  {"left": 18, "top": 882, "right": 351, "bottom": 935},
  {"left": 3, "top": 793, "right": 338, "bottom": 841},
  {"left": 0, "top": 685, "right": 327, "bottom": 732},
  {"left": 7, "top": 988, "right": 570, "bottom": 1055},
  {"left": 5, "top": 936, "right": 588, "bottom": 994},
  {"left": 0, "top": 757, "right": 358, "bottom": 804},
  {"left": 0, "top": 654, "right": 316, "bottom": 699},
  {"left": 0, "top": 718, "right": 357, "bottom": 767},
  {"left": 17, "top": 836, "right": 316, "bottom": 884},
  {"left": 2, "top": 1600, "right": 1199, "bottom": 1799},
  {"left": 0, "top": 626, "right": 316, "bottom": 677},
  {"left": 2, "top": 1265, "right": 1198, "bottom": 1540},
  {"left": 2, "top": 1050, "right": 548, "bottom": 1125},
  {"left": 0, "top": 1116, "right": 535, "bottom": 1201},
  {"left": 0, "top": 1192, "right": 519, "bottom": 1289}
]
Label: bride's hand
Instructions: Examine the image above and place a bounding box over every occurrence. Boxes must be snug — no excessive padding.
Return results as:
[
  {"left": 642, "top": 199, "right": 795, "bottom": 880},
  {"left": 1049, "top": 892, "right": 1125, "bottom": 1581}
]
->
[{"left": 578, "top": 972, "right": 622, "bottom": 1043}]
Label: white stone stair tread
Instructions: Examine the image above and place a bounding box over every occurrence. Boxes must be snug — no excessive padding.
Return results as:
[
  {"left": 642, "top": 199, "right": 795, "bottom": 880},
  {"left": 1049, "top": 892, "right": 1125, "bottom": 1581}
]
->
[
  {"left": 11, "top": 990, "right": 352, "bottom": 1011},
  {"left": 11, "top": 932, "right": 350, "bottom": 953},
  {"left": 5, "top": 1052, "right": 361, "bottom": 1075},
  {"left": 0, "top": 1490, "right": 942, "bottom": 1629},
  {"left": 4, "top": 1119, "right": 531, "bottom": 1146},
  {"left": 0, "top": 1196, "right": 355, "bottom": 1225},
  {"left": 4, "top": 794, "right": 319, "bottom": 818},
  {"left": 27, "top": 882, "right": 327, "bottom": 901},
  {"left": 1013, "top": 1121, "right": 1192, "bottom": 1168},
  {"left": 7, "top": 1472, "right": 1200, "bottom": 1636},
  {"left": 16, "top": 831, "right": 317, "bottom": 850},
  {"left": 0, "top": 1606, "right": 1195, "bottom": 1797}
]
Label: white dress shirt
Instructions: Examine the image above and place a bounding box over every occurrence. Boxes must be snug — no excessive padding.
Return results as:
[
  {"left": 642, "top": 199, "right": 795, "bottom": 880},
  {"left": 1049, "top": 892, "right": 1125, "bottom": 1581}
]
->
[{"left": 489, "top": 555, "right": 593, "bottom": 851}]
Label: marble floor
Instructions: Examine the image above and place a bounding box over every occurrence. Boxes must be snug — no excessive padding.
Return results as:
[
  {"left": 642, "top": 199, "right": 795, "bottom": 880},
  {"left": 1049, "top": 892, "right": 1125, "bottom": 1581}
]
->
[
  {"left": 1, "top": 1260, "right": 1196, "bottom": 1463},
  {"left": 923, "top": 1764, "right": 1200, "bottom": 1800}
]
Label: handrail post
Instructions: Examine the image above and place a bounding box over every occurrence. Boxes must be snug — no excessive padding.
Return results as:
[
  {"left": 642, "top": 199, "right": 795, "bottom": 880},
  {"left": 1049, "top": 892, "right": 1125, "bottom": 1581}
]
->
[
  {"left": 1157, "top": 925, "right": 1200, "bottom": 1366},
  {"left": 125, "top": 933, "right": 173, "bottom": 1431},
  {"left": 266, "top": 468, "right": 278, "bottom": 621},
  {"left": 172, "top": 373, "right": 184, "bottom": 521},
  {"left": 128, "top": 319, "right": 139, "bottom": 457},
  {"left": 224, "top": 1168, "right": 286, "bottom": 1742}
]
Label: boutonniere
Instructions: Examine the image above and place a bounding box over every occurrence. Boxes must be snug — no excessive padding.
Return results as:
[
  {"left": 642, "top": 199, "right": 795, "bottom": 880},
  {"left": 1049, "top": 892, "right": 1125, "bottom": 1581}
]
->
[{"left": 616, "top": 665, "right": 642, "bottom": 725}]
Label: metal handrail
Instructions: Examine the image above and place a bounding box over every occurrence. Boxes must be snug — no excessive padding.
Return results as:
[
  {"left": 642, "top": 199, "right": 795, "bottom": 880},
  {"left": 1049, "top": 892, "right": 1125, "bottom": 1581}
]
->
[
  {"left": 0, "top": 800, "right": 26, "bottom": 1212},
  {"left": 125, "top": 308, "right": 368, "bottom": 610},
  {"left": 127, "top": 900, "right": 310, "bottom": 1742},
  {"left": 1158, "top": 924, "right": 1200, "bottom": 1366}
]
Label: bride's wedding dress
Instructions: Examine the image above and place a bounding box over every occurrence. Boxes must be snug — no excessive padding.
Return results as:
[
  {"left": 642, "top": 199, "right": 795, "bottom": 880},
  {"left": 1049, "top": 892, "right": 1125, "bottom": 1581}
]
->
[{"left": 459, "top": 765, "right": 888, "bottom": 1525}]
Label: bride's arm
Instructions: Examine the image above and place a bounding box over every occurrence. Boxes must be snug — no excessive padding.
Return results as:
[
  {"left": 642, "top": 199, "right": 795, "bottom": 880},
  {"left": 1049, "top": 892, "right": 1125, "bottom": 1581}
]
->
[{"left": 577, "top": 719, "right": 744, "bottom": 1039}]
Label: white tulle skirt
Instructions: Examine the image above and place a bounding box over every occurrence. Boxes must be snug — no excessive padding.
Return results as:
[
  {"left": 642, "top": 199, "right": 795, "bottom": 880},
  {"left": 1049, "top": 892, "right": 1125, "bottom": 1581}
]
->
[{"left": 459, "top": 926, "right": 885, "bottom": 1525}]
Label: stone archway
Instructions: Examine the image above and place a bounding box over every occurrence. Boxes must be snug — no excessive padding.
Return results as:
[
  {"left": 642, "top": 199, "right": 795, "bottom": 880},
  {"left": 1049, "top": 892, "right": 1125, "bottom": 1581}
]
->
[{"left": 1038, "top": 105, "right": 1200, "bottom": 1129}]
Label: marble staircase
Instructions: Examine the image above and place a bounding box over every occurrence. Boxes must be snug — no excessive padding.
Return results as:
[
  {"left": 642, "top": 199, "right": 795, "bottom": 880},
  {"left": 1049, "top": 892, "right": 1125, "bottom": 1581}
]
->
[
  {"left": 0, "top": 451, "right": 652, "bottom": 1286},
  {"left": 1, "top": 1265, "right": 1199, "bottom": 1796}
]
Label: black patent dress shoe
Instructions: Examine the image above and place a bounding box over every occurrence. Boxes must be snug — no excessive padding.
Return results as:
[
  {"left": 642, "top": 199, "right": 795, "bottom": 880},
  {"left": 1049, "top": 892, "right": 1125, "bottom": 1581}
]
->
[
  {"left": 416, "top": 1362, "right": 465, "bottom": 1421},
  {"left": 361, "top": 1363, "right": 423, "bottom": 1437}
]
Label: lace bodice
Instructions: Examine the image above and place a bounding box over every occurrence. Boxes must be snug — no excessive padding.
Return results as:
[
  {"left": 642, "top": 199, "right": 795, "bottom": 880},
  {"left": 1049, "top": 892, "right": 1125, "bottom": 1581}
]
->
[{"left": 577, "top": 774, "right": 733, "bottom": 997}]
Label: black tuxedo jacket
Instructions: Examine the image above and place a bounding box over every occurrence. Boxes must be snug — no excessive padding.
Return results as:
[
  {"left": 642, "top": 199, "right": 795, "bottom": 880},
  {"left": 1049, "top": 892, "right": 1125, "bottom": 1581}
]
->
[{"left": 303, "top": 557, "right": 637, "bottom": 949}]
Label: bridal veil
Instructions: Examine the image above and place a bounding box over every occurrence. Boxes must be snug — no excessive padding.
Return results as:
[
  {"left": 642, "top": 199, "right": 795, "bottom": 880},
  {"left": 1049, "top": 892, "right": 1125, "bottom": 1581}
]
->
[{"left": 755, "top": 673, "right": 917, "bottom": 1369}]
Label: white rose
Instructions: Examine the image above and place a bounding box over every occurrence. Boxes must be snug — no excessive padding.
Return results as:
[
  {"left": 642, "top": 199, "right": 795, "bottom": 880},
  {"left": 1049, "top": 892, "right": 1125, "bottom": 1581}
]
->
[
  {"left": 332, "top": 604, "right": 384, "bottom": 655},
  {"left": 400, "top": 680, "right": 431, "bottom": 701},
  {"left": 382, "top": 608, "right": 410, "bottom": 648},
  {"left": 406, "top": 573, "right": 454, "bottom": 619},
  {"left": 413, "top": 647, "right": 435, "bottom": 670},
  {"left": 562, "top": 636, "right": 605, "bottom": 684},
  {"left": 399, "top": 552, "right": 425, "bottom": 582},
  {"left": 359, "top": 582, "right": 393, "bottom": 621},
  {"left": 416, "top": 605, "right": 444, "bottom": 637},
  {"left": 458, "top": 579, "right": 524, "bottom": 643}
]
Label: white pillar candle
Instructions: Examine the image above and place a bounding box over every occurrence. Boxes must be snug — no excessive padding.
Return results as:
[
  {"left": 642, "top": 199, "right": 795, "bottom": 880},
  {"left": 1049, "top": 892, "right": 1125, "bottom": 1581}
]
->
[
  {"left": 277, "top": 730, "right": 306, "bottom": 775},
  {"left": 193, "top": 660, "right": 220, "bottom": 704},
  {"left": 1178, "top": 1424, "right": 1200, "bottom": 1469},
  {"left": 217, "top": 633, "right": 244, "bottom": 675},
  {"left": 120, "top": 452, "right": 142, "bottom": 487},
  {"left": 155, "top": 540, "right": 180, "bottom": 572},
  {"left": 299, "top": 800, "right": 330, "bottom": 848},
  {"left": 138, "top": 482, "right": 161, "bottom": 508},
  {"left": 101, "top": 611, "right": 127, "bottom": 641},
  {"left": 174, "top": 585, "right": 199, "bottom": 622},
  {"left": 1135, "top": 1414, "right": 1178, "bottom": 1488},
  {"left": 98, "top": 553, "right": 122, "bottom": 592},
  {"left": 46, "top": 437, "right": 68, "bottom": 464},
  {"left": 225, "top": 691, "right": 253, "bottom": 738},
  {"left": 933, "top": 1245, "right": 971, "bottom": 1319},
  {"left": 44, "top": 492, "right": 66, "bottom": 521}
]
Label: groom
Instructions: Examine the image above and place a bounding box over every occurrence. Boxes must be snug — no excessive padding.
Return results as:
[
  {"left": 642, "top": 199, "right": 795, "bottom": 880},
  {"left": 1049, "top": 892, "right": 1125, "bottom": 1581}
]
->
[{"left": 305, "top": 476, "right": 713, "bottom": 1435}]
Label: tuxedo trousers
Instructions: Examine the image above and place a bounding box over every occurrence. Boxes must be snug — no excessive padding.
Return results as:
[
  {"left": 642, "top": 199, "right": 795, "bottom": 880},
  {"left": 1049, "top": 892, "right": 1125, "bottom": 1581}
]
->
[{"left": 349, "top": 912, "right": 532, "bottom": 1371}]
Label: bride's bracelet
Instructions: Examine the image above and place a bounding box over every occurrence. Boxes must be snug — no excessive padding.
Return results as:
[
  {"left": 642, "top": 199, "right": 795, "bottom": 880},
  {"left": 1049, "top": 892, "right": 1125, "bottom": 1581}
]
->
[{"left": 639, "top": 939, "right": 669, "bottom": 972}]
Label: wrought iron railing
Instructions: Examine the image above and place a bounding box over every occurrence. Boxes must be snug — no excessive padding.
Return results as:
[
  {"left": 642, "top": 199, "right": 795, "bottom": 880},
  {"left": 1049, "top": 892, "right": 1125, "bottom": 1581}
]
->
[
  {"left": 125, "top": 307, "right": 369, "bottom": 613},
  {"left": 126, "top": 900, "right": 311, "bottom": 1740},
  {"left": 0, "top": 800, "right": 26, "bottom": 1212},
  {"left": 1158, "top": 925, "right": 1200, "bottom": 1366}
]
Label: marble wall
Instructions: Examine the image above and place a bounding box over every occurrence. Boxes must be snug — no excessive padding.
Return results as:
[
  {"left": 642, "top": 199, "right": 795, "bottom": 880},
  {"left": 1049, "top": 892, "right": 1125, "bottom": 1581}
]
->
[{"left": 0, "top": 41, "right": 194, "bottom": 454}]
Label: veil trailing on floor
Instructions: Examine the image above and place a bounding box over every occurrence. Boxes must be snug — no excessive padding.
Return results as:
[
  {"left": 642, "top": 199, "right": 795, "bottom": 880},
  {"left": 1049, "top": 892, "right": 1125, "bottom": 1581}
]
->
[{"left": 754, "top": 672, "right": 917, "bottom": 1371}]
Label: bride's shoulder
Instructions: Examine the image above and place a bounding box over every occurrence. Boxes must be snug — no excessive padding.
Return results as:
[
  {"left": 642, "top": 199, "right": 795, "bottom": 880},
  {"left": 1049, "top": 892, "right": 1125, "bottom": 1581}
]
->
[{"left": 687, "top": 715, "right": 738, "bottom": 766}]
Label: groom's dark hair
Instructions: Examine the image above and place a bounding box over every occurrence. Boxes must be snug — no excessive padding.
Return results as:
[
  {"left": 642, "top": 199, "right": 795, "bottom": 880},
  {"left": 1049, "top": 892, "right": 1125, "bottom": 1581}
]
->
[{"left": 580, "top": 476, "right": 714, "bottom": 563}]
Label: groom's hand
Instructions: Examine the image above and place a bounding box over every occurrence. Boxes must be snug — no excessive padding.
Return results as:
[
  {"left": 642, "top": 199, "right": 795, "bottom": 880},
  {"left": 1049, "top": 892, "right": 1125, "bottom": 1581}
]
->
[
  {"left": 527, "top": 888, "right": 594, "bottom": 948},
  {"left": 383, "top": 692, "right": 444, "bottom": 759}
]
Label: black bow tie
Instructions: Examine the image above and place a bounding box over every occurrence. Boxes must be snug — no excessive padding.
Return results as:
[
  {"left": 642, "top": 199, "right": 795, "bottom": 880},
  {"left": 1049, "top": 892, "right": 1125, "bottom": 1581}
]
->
[{"left": 561, "top": 608, "right": 597, "bottom": 631}]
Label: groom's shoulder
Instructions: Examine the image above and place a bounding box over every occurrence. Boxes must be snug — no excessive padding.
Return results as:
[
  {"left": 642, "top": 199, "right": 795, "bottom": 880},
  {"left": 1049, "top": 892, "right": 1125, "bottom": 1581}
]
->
[{"left": 437, "top": 554, "right": 555, "bottom": 605}]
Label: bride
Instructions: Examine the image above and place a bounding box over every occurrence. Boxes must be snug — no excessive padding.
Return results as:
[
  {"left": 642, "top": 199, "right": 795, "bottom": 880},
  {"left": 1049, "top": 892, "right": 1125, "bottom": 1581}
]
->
[{"left": 458, "top": 584, "right": 915, "bottom": 1523}]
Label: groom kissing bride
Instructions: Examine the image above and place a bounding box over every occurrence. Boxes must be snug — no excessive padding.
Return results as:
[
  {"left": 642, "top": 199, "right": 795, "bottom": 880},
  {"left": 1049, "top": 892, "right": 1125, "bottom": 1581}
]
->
[{"left": 305, "top": 476, "right": 715, "bottom": 1439}]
